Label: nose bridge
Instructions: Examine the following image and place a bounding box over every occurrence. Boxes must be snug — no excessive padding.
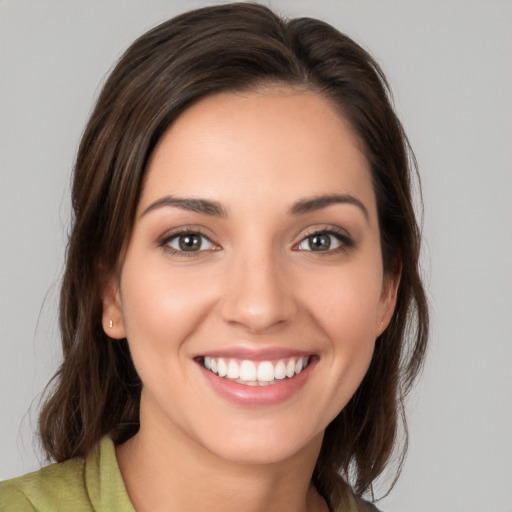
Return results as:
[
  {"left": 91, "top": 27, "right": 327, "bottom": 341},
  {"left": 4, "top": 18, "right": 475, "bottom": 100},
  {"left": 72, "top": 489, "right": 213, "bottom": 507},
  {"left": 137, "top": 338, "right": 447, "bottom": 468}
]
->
[{"left": 220, "top": 242, "right": 296, "bottom": 333}]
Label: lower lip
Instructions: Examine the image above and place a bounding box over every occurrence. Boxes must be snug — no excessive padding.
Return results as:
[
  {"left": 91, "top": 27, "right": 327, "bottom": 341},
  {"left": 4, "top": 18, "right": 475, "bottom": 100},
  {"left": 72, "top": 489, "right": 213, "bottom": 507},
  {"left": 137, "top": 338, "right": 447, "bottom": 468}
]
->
[{"left": 199, "top": 360, "right": 315, "bottom": 407}]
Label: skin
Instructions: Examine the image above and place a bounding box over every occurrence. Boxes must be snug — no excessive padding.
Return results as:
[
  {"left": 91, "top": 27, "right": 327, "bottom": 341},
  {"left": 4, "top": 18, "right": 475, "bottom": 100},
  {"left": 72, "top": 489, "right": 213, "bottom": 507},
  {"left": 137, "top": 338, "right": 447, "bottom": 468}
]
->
[{"left": 102, "top": 87, "right": 399, "bottom": 512}]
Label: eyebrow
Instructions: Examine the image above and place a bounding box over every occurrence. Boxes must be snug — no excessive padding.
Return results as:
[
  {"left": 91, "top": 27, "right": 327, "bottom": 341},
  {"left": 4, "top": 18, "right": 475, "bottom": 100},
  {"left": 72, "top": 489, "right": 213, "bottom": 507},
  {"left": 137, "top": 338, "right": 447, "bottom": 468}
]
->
[
  {"left": 289, "top": 194, "right": 369, "bottom": 221},
  {"left": 140, "top": 196, "right": 227, "bottom": 218},
  {"left": 140, "top": 193, "right": 368, "bottom": 221}
]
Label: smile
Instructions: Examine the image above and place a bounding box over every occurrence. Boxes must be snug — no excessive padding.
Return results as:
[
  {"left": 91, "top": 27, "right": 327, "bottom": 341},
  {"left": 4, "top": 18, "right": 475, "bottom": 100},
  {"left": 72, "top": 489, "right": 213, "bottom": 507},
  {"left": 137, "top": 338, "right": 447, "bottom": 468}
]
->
[{"left": 201, "top": 356, "right": 310, "bottom": 386}]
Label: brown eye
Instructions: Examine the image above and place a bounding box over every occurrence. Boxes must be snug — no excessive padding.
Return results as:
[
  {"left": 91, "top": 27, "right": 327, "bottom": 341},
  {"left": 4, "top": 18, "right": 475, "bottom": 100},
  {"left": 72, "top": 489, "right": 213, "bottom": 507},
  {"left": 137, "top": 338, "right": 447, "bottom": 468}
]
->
[
  {"left": 178, "top": 234, "right": 202, "bottom": 251},
  {"left": 296, "top": 230, "right": 350, "bottom": 252},
  {"left": 307, "top": 234, "right": 332, "bottom": 251},
  {"left": 164, "top": 232, "right": 215, "bottom": 252}
]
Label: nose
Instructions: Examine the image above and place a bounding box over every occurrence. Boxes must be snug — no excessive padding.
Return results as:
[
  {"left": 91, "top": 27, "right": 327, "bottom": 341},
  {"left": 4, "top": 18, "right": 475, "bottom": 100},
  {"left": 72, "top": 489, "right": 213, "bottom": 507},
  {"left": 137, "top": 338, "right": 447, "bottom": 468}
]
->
[{"left": 220, "top": 248, "right": 298, "bottom": 334}]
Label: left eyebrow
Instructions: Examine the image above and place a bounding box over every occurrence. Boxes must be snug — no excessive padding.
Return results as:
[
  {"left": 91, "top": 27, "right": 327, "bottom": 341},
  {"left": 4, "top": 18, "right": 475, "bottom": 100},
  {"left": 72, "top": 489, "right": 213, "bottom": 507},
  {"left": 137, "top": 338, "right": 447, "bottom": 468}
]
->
[
  {"left": 140, "top": 196, "right": 227, "bottom": 218},
  {"left": 289, "top": 194, "right": 369, "bottom": 222}
]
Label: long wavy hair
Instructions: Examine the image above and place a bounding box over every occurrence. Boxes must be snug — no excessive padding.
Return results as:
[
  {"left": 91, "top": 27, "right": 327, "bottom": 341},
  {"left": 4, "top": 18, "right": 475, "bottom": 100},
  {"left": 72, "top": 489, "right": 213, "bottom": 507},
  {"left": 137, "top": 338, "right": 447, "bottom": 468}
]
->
[{"left": 39, "top": 3, "right": 428, "bottom": 508}]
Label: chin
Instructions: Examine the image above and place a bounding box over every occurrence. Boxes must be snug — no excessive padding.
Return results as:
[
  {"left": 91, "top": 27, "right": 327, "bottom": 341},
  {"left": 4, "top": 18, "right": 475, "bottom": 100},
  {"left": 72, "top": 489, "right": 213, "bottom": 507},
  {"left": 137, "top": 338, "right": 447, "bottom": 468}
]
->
[
  {"left": 210, "top": 439, "right": 318, "bottom": 467},
  {"left": 191, "top": 419, "right": 325, "bottom": 467}
]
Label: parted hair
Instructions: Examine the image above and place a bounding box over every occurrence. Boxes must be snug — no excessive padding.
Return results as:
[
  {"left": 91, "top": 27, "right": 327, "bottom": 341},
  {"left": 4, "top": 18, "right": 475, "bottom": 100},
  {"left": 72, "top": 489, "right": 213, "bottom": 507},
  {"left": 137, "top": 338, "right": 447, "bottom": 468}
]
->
[{"left": 39, "top": 3, "right": 428, "bottom": 508}]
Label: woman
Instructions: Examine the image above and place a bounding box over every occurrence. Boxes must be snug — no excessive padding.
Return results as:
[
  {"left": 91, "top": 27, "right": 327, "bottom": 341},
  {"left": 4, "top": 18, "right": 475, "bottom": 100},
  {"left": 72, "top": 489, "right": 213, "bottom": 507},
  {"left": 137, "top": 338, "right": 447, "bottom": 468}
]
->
[{"left": 0, "top": 3, "right": 428, "bottom": 511}]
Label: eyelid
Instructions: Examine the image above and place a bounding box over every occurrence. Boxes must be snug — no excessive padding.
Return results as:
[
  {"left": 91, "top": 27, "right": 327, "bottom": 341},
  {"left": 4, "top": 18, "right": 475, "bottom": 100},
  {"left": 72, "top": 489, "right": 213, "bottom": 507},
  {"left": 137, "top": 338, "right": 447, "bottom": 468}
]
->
[
  {"left": 293, "top": 225, "right": 354, "bottom": 252},
  {"left": 158, "top": 225, "right": 221, "bottom": 255}
]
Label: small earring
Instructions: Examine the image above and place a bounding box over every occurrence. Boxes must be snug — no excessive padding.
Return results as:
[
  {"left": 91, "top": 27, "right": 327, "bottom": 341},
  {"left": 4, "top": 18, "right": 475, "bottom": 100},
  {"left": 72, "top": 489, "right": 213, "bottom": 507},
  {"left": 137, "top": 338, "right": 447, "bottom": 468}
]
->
[{"left": 109, "top": 320, "right": 113, "bottom": 328}]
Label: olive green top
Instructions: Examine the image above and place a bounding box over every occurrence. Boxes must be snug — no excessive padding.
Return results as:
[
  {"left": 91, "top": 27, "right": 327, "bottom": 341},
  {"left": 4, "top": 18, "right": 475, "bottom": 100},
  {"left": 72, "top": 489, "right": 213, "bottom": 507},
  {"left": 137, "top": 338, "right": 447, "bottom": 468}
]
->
[
  {"left": 0, "top": 437, "right": 135, "bottom": 512},
  {"left": 0, "top": 437, "right": 379, "bottom": 512}
]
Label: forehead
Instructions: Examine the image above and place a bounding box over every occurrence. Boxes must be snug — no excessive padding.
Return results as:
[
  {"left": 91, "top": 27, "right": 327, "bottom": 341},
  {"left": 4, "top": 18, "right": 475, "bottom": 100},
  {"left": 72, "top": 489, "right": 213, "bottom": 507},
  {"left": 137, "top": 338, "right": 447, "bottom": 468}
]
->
[{"left": 140, "top": 87, "right": 375, "bottom": 217}]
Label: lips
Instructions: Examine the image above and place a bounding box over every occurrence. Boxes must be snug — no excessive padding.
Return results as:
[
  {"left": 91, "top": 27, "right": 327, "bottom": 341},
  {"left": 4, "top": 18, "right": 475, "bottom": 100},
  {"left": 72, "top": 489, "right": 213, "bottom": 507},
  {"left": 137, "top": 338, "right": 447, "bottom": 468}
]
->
[
  {"left": 196, "top": 349, "right": 315, "bottom": 406},
  {"left": 202, "top": 356, "right": 310, "bottom": 386}
]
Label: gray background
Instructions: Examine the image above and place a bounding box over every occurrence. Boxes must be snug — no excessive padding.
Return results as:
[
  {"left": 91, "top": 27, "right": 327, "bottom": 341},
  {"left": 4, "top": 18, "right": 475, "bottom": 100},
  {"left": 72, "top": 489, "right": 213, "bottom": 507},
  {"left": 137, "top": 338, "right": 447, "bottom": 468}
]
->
[{"left": 1, "top": 1, "right": 511, "bottom": 511}]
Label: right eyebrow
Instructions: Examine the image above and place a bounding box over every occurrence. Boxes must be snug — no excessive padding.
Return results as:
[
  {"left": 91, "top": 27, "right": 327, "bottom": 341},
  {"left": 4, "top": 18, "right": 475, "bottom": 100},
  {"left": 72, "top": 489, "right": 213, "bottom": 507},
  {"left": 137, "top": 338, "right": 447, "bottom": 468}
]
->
[
  {"left": 140, "top": 196, "right": 227, "bottom": 218},
  {"left": 289, "top": 193, "right": 369, "bottom": 223}
]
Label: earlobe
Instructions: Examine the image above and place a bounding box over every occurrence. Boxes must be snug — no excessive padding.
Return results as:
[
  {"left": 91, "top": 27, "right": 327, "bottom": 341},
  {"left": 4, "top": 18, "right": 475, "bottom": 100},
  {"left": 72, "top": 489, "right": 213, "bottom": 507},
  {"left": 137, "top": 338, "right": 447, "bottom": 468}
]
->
[{"left": 101, "top": 278, "right": 127, "bottom": 339}]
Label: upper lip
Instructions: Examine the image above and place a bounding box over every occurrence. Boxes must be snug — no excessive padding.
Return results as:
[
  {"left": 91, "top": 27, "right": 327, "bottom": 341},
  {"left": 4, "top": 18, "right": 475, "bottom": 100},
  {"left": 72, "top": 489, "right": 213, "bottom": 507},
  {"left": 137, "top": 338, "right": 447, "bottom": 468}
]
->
[{"left": 194, "top": 346, "right": 314, "bottom": 362}]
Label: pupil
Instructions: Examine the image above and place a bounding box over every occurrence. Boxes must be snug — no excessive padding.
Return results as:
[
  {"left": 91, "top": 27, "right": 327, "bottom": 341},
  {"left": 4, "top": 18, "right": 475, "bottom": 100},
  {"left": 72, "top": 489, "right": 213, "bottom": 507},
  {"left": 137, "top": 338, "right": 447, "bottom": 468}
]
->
[
  {"left": 310, "top": 234, "right": 330, "bottom": 251},
  {"left": 179, "top": 234, "right": 201, "bottom": 251}
]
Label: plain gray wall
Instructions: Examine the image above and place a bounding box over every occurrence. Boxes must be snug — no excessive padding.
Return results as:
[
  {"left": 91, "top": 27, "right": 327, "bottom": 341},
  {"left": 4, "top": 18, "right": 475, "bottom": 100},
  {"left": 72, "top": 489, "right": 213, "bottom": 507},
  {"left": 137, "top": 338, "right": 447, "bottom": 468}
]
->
[{"left": 1, "top": 1, "right": 511, "bottom": 511}]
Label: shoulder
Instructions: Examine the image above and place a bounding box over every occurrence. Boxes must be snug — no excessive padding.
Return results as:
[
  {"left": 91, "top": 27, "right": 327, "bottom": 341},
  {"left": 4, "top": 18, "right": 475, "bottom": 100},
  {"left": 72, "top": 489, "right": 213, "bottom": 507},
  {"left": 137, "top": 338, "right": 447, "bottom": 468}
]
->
[
  {"left": 0, "top": 437, "right": 132, "bottom": 512},
  {"left": 0, "top": 456, "right": 89, "bottom": 511}
]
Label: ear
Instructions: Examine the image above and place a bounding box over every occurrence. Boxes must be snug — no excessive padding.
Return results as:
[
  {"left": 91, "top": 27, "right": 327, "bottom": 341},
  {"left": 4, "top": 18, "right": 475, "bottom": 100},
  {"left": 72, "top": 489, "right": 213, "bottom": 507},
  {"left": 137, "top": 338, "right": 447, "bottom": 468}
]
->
[
  {"left": 376, "top": 258, "right": 402, "bottom": 337},
  {"left": 101, "top": 275, "right": 127, "bottom": 339}
]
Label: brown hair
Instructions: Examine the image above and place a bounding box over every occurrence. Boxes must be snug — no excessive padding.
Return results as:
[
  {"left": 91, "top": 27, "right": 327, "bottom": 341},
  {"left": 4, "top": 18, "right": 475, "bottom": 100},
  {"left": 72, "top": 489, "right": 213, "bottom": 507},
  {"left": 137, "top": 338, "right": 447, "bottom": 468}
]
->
[{"left": 39, "top": 3, "right": 428, "bottom": 508}]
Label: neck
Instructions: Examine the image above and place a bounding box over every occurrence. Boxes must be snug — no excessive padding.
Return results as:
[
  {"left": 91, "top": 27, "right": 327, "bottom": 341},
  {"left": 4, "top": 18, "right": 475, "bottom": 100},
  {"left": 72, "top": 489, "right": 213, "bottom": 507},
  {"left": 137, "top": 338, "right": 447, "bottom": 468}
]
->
[{"left": 116, "top": 409, "right": 327, "bottom": 512}]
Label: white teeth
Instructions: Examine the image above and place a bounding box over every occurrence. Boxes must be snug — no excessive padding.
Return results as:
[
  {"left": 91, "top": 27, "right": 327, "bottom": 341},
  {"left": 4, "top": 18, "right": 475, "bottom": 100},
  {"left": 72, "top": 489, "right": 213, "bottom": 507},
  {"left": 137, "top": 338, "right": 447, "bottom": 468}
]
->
[
  {"left": 274, "top": 360, "right": 286, "bottom": 380},
  {"left": 240, "top": 360, "right": 257, "bottom": 381},
  {"left": 217, "top": 358, "right": 227, "bottom": 377},
  {"left": 227, "top": 360, "right": 240, "bottom": 379},
  {"left": 202, "top": 356, "right": 310, "bottom": 385},
  {"left": 286, "top": 359, "right": 295, "bottom": 378},
  {"left": 257, "top": 361, "right": 274, "bottom": 382}
]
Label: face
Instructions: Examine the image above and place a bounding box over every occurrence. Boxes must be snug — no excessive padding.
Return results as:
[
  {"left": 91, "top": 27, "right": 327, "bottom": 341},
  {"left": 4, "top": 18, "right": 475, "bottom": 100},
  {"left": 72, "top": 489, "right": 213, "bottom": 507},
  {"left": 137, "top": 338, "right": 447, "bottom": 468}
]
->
[{"left": 103, "top": 87, "right": 399, "bottom": 466}]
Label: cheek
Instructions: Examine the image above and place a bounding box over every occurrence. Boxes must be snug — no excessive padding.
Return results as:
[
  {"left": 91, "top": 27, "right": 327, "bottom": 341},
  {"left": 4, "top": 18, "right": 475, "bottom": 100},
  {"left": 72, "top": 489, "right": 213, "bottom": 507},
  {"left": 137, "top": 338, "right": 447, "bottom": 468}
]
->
[
  {"left": 301, "top": 260, "right": 384, "bottom": 339},
  {"left": 299, "top": 261, "right": 383, "bottom": 396},
  {"left": 118, "top": 258, "right": 216, "bottom": 366}
]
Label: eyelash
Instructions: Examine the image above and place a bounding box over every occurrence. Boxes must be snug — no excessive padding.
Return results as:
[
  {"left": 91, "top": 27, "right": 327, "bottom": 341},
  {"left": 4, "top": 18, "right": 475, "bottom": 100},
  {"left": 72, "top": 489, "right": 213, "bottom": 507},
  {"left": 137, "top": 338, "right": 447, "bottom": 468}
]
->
[
  {"left": 159, "top": 226, "right": 354, "bottom": 257},
  {"left": 293, "top": 227, "right": 354, "bottom": 254},
  {"left": 159, "top": 227, "right": 218, "bottom": 258}
]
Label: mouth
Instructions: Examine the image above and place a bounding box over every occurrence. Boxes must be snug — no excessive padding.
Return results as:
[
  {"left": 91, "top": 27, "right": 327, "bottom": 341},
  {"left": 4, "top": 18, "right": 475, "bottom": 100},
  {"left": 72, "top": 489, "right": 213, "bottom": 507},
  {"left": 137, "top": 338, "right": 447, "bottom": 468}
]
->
[{"left": 198, "top": 355, "right": 311, "bottom": 387}]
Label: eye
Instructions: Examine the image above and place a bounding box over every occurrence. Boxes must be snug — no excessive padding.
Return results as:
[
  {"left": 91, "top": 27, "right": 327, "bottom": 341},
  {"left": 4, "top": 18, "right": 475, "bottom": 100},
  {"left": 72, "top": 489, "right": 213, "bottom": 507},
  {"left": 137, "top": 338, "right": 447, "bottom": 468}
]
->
[
  {"left": 295, "top": 229, "right": 351, "bottom": 252},
  {"left": 162, "top": 231, "right": 216, "bottom": 253}
]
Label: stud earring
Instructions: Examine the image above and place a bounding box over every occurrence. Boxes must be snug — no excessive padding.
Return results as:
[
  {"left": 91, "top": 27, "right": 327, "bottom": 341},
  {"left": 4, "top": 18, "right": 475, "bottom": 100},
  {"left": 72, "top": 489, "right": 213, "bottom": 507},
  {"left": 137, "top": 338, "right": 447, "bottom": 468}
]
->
[{"left": 109, "top": 320, "right": 113, "bottom": 328}]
